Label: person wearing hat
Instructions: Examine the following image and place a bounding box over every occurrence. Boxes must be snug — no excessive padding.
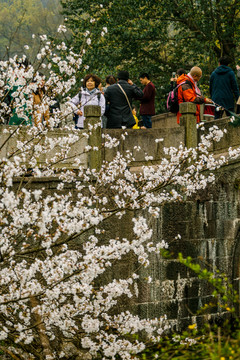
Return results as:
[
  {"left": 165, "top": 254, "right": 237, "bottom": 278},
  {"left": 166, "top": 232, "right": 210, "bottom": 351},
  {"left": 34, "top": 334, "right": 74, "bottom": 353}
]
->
[{"left": 104, "top": 70, "right": 143, "bottom": 128}]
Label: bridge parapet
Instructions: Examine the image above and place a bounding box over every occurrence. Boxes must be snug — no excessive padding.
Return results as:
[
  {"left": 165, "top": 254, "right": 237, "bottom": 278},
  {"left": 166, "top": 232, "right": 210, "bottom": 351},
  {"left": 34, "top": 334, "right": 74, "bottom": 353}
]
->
[
  {"left": 0, "top": 104, "right": 238, "bottom": 170},
  {"left": 153, "top": 103, "right": 239, "bottom": 155}
]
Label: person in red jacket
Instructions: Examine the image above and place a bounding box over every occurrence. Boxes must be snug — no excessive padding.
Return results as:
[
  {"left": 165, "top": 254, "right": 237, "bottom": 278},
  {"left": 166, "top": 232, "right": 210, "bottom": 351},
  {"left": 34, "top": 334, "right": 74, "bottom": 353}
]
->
[
  {"left": 177, "top": 66, "right": 212, "bottom": 123},
  {"left": 139, "top": 73, "right": 156, "bottom": 128}
]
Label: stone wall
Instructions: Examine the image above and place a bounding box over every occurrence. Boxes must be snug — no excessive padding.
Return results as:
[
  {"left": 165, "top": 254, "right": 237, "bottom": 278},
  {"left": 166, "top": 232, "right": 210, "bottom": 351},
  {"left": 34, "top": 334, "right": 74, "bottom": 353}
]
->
[
  {"left": 12, "top": 159, "right": 240, "bottom": 329},
  {"left": 5, "top": 104, "right": 240, "bottom": 328},
  {"left": 201, "top": 118, "right": 240, "bottom": 155},
  {"left": 134, "top": 161, "right": 240, "bottom": 328},
  {"left": 152, "top": 112, "right": 178, "bottom": 129},
  {"left": 0, "top": 126, "right": 88, "bottom": 169},
  {"left": 102, "top": 127, "right": 185, "bottom": 167}
]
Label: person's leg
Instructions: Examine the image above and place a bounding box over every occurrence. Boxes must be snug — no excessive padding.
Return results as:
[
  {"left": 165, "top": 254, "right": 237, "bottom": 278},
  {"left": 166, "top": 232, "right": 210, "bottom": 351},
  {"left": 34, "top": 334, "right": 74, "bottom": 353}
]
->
[
  {"left": 141, "top": 115, "right": 152, "bottom": 128},
  {"left": 225, "top": 108, "right": 234, "bottom": 117}
]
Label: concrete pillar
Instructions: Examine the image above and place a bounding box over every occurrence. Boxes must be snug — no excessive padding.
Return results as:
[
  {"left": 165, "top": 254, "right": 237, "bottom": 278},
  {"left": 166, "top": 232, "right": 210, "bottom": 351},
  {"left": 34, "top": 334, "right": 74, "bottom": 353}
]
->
[
  {"left": 84, "top": 105, "right": 102, "bottom": 171},
  {"left": 179, "top": 102, "right": 198, "bottom": 148}
]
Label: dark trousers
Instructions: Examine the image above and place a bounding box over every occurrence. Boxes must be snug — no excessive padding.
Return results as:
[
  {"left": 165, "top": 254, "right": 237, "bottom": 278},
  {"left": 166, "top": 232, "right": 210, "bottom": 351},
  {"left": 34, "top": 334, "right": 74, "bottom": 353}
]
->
[
  {"left": 141, "top": 115, "right": 152, "bottom": 128},
  {"left": 214, "top": 108, "right": 234, "bottom": 119}
]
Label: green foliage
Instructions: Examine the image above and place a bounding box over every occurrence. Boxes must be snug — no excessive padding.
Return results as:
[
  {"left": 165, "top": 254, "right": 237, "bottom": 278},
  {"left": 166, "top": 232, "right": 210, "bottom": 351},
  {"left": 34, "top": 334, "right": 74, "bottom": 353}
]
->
[
  {"left": 61, "top": 0, "right": 240, "bottom": 113},
  {"left": 0, "top": 0, "right": 64, "bottom": 60},
  {"left": 139, "top": 327, "right": 240, "bottom": 359},
  {"left": 178, "top": 253, "right": 239, "bottom": 313},
  {"left": 139, "top": 253, "right": 240, "bottom": 359}
]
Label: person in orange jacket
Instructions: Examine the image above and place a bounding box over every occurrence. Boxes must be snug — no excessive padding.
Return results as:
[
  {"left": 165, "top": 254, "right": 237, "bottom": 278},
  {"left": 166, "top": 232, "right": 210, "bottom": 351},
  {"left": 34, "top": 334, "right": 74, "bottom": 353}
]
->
[{"left": 177, "top": 66, "right": 212, "bottom": 123}]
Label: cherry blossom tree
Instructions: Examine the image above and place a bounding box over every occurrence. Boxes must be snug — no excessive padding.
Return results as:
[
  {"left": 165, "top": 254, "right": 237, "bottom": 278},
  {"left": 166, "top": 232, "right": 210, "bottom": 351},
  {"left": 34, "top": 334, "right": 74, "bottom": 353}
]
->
[{"left": 0, "top": 25, "right": 237, "bottom": 360}]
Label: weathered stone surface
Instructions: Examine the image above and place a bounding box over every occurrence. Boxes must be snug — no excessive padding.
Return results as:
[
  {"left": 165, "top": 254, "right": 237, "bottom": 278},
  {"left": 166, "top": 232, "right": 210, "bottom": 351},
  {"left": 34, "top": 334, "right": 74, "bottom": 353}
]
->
[
  {"left": 5, "top": 107, "right": 240, "bottom": 329},
  {"left": 0, "top": 126, "right": 88, "bottom": 169},
  {"left": 61, "top": 342, "right": 92, "bottom": 359},
  {"left": 13, "top": 160, "right": 240, "bottom": 327}
]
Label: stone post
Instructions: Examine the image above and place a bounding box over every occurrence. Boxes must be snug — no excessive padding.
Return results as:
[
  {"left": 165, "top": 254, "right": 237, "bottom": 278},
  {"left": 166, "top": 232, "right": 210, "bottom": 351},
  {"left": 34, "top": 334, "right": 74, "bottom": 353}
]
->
[
  {"left": 179, "top": 102, "right": 198, "bottom": 148},
  {"left": 84, "top": 105, "right": 102, "bottom": 171}
]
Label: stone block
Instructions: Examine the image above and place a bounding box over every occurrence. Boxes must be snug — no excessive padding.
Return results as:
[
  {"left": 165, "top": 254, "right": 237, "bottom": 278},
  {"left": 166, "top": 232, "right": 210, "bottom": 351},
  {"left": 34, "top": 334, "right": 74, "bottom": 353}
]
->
[
  {"left": 137, "top": 281, "right": 151, "bottom": 303},
  {"left": 168, "top": 239, "right": 207, "bottom": 259},
  {"left": 202, "top": 220, "right": 217, "bottom": 238},
  {"left": 84, "top": 104, "right": 101, "bottom": 117},
  {"left": 179, "top": 102, "right": 197, "bottom": 114},
  {"left": 161, "top": 300, "right": 179, "bottom": 320},
  {"left": 165, "top": 261, "right": 192, "bottom": 280}
]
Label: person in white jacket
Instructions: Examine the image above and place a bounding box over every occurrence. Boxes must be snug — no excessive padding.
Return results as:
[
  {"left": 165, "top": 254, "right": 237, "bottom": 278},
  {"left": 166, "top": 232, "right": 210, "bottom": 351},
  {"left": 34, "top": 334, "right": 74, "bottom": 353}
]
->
[{"left": 68, "top": 74, "right": 106, "bottom": 129}]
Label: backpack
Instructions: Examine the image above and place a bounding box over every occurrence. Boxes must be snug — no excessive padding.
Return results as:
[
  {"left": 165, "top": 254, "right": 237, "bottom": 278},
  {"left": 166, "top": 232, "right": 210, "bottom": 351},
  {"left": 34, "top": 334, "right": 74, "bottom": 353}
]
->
[
  {"left": 166, "top": 81, "right": 191, "bottom": 113},
  {"left": 73, "top": 91, "right": 102, "bottom": 125}
]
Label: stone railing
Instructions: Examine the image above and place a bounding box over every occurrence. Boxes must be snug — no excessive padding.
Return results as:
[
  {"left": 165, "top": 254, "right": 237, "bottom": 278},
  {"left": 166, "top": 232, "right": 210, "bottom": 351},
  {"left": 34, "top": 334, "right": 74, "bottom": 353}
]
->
[{"left": 0, "top": 103, "right": 237, "bottom": 170}]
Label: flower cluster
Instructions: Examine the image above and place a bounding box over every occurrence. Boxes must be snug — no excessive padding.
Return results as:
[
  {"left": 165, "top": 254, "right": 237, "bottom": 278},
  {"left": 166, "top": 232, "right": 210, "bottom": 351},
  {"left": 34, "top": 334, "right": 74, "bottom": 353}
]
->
[{"left": 0, "top": 28, "right": 239, "bottom": 360}]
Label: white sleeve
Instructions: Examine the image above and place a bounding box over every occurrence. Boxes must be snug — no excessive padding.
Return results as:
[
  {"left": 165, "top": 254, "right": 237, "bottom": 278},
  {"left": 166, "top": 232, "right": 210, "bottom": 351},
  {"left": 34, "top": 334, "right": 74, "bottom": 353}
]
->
[
  {"left": 100, "top": 93, "right": 106, "bottom": 116},
  {"left": 67, "top": 93, "right": 81, "bottom": 114}
]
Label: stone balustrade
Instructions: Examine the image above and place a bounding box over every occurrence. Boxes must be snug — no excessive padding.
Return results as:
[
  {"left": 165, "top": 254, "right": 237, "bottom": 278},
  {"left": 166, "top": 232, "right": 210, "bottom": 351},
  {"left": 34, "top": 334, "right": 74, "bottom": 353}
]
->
[{"left": 1, "top": 103, "right": 237, "bottom": 171}]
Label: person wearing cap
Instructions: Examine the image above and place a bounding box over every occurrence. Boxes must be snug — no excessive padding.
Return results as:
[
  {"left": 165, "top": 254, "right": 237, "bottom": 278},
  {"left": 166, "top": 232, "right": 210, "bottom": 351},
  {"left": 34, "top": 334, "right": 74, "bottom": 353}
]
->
[{"left": 104, "top": 70, "right": 143, "bottom": 128}]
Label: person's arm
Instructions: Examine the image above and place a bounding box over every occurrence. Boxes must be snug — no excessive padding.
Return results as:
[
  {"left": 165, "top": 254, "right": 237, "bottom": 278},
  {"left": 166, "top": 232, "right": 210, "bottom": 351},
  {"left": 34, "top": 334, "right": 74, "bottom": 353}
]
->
[
  {"left": 104, "top": 87, "right": 110, "bottom": 103},
  {"left": 181, "top": 83, "right": 206, "bottom": 104},
  {"left": 67, "top": 93, "right": 83, "bottom": 115},
  {"left": 129, "top": 82, "right": 144, "bottom": 99},
  {"left": 230, "top": 71, "right": 240, "bottom": 100},
  {"left": 99, "top": 93, "right": 106, "bottom": 116},
  {"left": 170, "top": 81, "right": 176, "bottom": 91}
]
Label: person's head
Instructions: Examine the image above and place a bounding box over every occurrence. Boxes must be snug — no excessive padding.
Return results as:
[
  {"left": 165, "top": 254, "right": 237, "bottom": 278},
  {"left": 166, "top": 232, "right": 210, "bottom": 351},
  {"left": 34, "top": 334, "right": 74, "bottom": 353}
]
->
[
  {"left": 177, "top": 68, "right": 186, "bottom": 76},
  {"left": 219, "top": 56, "right": 232, "bottom": 66},
  {"left": 132, "top": 105, "right": 137, "bottom": 116},
  {"left": 139, "top": 72, "right": 150, "bottom": 85},
  {"left": 106, "top": 75, "right": 117, "bottom": 86},
  {"left": 83, "top": 74, "right": 101, "bottom": 90},
  {"left": 189, "top": 66, "right": 202, "bottom": 82},
  {"left": 117, "top": 70, "right": 129, "bottom": 81}
]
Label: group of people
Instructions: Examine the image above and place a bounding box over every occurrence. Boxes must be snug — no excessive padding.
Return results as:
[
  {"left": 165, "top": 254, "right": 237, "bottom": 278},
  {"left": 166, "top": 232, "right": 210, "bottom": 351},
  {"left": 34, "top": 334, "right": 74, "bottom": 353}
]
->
[
  {"left": 4, "top": 58, "right": 60, "bottom": 127},
  {"left": 70, "top": 55, "right": 240, "bottom": 130},
  {"left": 68, "top": 70, "right": 156, "bottom": 130},
  {"left": 4, "top": 55, "right": 240, "bottom": 129},
  {"left": 171, "top": 56, "right": 240, "bottom": 123}
]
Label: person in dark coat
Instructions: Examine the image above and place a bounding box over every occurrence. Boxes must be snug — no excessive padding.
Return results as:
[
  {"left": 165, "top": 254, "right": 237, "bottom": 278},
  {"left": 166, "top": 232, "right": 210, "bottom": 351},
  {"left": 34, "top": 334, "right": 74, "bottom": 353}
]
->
[
  {"left": 104, "top": 71, "right": 143, "bottom": 129},
  {"left": 210, "top": 56, "right": 239, "bottom": 119},
  {"left": 236, "top": 65, "right": 240, "bottom": 114}
]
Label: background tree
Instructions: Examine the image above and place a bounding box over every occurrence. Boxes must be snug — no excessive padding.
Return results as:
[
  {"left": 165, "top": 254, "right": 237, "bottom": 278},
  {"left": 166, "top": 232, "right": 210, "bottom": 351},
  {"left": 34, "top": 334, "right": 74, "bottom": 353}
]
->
[
  {"left": 61, "top": 0, "right": 240, "bottom": 112},
  {"left": 0, "top": 0, "right": 63, "bottom": 61}
]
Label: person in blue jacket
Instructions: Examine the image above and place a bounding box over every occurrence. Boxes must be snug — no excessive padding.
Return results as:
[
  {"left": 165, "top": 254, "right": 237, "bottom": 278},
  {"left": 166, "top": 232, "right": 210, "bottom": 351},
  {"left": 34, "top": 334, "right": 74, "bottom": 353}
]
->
[{"left": 210, "top": 56, "right": 239, "bottom": 119}]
